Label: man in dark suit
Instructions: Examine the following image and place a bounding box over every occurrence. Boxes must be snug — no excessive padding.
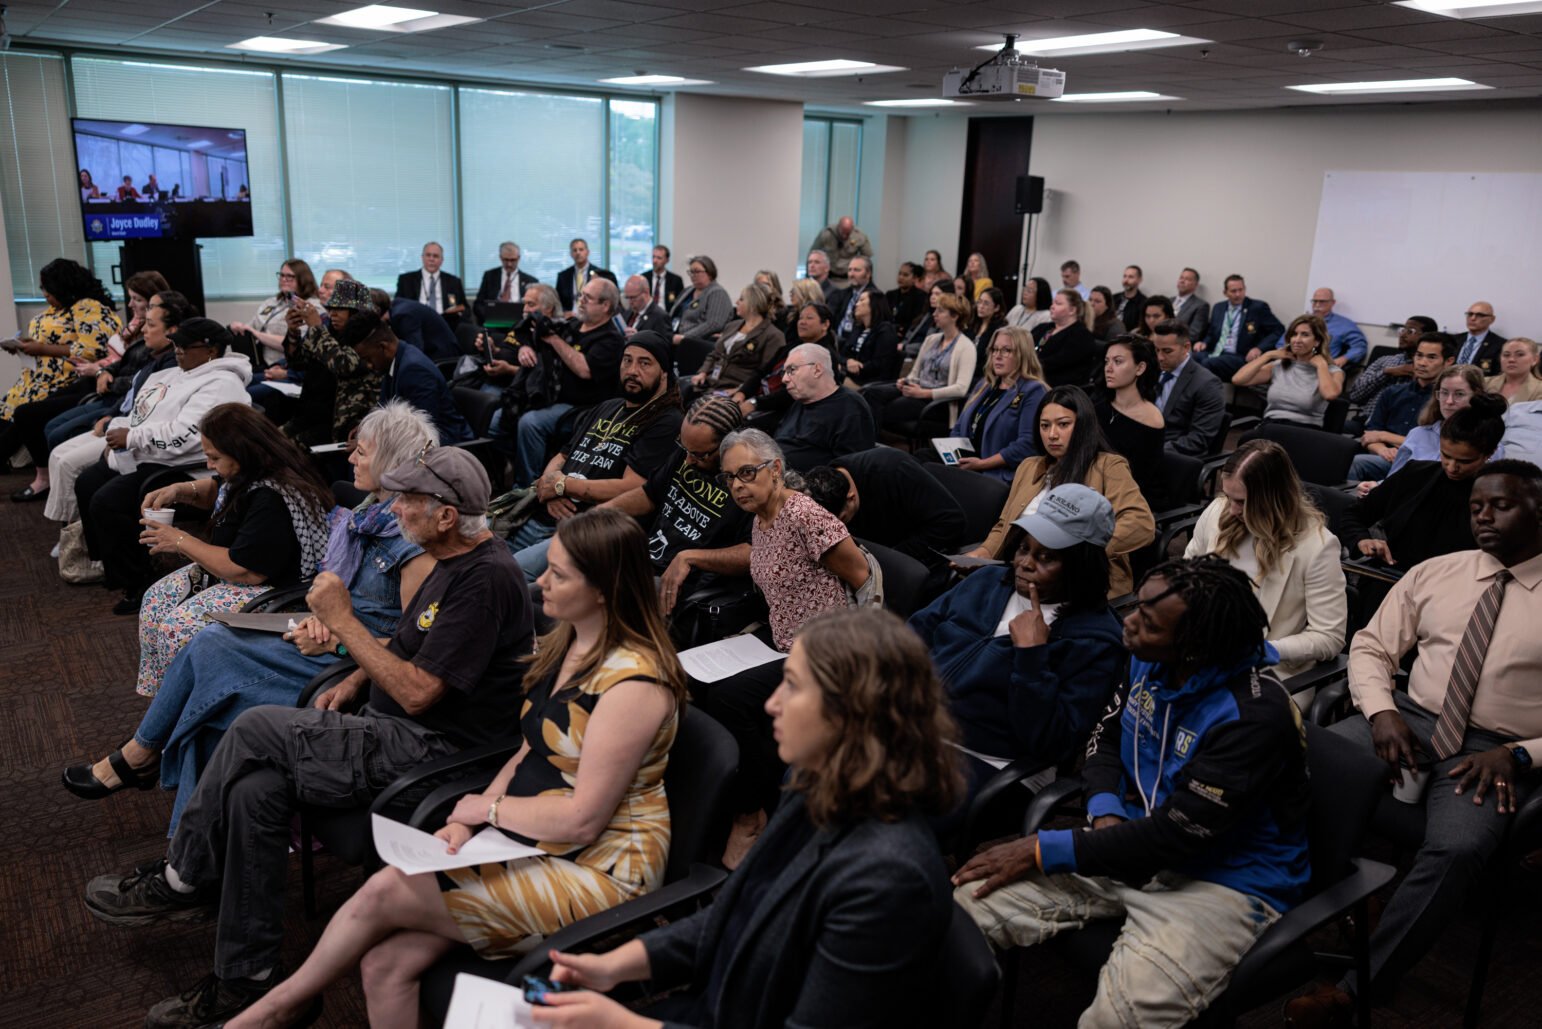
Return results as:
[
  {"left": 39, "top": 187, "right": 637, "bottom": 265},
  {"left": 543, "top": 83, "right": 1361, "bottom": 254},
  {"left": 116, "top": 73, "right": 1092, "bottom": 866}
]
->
[
  {"left": 395, "top": 241, "right": 467, "bottom": 331},
  {"left": 1116, "top": 265, "right": 1148, "bottom": 332},
  {"left": 351, "top": 323, "right": 473, "bottom": 445},
  {"left": 827, "top": 256, "right": 879, "bottom": 351},
  {"left": 1452, "top": 300, "right": 1505, "bottom": 376},
  {"left": 643, "top": 245, "right": 683, "bottom": 311},
  {"left": 473, "top": 241, "right": 538, "bottom": 323},
  {"left": 555, "top": 237, "right": 617, "bottom": 314},
  {"left": 1172, "top": 267, "right": 1209, "bottom": 342},
  {"left": 1153, "top": 319, "right": 1225, "bottom": 456},
  {"left": 621, "top": 275, "right": 673, "bottom": 337},
  {"left": 1195, "top": 274, "right": 1284, "bottom": 381}
]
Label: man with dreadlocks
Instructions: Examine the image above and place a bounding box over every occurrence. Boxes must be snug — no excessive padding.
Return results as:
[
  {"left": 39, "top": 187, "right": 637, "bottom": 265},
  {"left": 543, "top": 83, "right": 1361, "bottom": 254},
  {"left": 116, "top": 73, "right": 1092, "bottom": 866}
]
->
[{"left": 954, "top": 555, "right": 1311, "bottom": 1028}]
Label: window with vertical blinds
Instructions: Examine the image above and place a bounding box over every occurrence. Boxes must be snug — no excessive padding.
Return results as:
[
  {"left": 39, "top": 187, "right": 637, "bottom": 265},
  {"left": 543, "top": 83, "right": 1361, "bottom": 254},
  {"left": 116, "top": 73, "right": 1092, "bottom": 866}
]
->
[
  {"left": 0, "top": 53, "right": 83, "bottom": 299},
  {"left": 71, "top": 57, "right": 284, "bottom": 301},
  {"left": 283, "top": 74, "right": 456, "bottom": 291},
  {"left": 799, "top": 116, "right": 863, "bottom": 274},
  {"left": 608, "top": 99, "right": 657, "bottom": 282}
]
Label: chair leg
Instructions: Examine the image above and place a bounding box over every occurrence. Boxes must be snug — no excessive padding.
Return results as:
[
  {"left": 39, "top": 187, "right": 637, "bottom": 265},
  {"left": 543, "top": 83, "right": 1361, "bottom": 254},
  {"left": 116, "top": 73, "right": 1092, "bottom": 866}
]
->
[
  {"left": 1353, "top": 897, "right": 1372, "bottom": 1029},
  {"left": 300, "top": 811, "right": 317, "bottom": 920},
  {"left": 997, "top": 949, "right": 1018, "bottom": 1029}
]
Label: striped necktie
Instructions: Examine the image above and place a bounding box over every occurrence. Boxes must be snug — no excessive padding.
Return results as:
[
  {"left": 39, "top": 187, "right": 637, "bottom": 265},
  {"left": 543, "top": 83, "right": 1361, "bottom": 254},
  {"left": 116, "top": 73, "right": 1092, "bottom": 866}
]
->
[{"left": 1430, "top": 569, "right": 1512, "bottom": 760}]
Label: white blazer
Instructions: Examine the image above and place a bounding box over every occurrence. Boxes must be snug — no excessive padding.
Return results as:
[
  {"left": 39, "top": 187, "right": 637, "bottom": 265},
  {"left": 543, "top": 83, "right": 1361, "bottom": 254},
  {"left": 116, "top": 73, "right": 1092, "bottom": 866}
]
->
[{"left": 1185, "top": 497, "right": 1348, "bottom": 679}]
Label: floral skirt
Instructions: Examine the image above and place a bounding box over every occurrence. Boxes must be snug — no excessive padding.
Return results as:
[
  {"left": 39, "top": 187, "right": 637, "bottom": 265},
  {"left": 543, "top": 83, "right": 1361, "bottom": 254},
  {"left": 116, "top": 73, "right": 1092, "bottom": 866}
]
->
[{"left": 136, "top": 565, "right": 269, "bottom": 697}]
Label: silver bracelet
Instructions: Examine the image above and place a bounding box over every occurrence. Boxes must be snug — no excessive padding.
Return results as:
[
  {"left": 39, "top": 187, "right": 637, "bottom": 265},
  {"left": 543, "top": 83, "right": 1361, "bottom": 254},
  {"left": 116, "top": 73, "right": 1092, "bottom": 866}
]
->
[{"left": 488, "top": 794, "right": 505, "bottom": 829}]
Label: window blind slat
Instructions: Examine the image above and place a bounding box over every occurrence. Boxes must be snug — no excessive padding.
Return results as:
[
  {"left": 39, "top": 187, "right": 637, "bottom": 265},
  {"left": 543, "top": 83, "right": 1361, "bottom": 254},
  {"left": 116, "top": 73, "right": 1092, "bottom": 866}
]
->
[{"left": 0, "top": 53, "right": 84, "bottom": 299}]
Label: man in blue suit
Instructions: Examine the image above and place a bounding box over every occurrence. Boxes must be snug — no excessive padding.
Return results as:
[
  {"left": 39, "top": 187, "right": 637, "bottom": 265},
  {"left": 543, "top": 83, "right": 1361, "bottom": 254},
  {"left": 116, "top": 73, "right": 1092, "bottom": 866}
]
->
[
  {"left": 351, "top": 323, "right": 473, "bottom": 445},
  {"left": 1195, "top": 274, "right": 1284, "bottom": 381}
]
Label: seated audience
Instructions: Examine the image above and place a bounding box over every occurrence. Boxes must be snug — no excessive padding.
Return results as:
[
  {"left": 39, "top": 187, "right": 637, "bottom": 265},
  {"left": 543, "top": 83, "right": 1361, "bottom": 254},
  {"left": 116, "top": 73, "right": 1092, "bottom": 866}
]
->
[
  {"left": 919, "top": 248, "right": 950, "bottom": 291},
  {"left": 955, "top": 557, "right": 1309, "bottom": 1029},
  {"left": 1172, "top": 266, "right": 1209, "bottom": 342},
  {"left": 281, "top": 279, "right": 382, "bottom": 444},
  {"left": 230, "top": 259, "right": 322, "bottom": 370},
  {"left": 1060, "top": 259, "right": 1089, "bottom": 300},
  {"left": 752, "top": 269, "right": 788, "bottom": 339},
  {"left": 1342, "top": 391, "right": 1507, "bottom": 570},
  {"left": 840, "top": 289, "right": 899, "bottom": 386},
  {"left": 1196, "top": 274, "right": 1285, "bottom": 379},
  {"left": 83, "top": 447, "right": 534, "bottom": 1029},
  {"left": 901, "top": 278, "right": 955, "bottom": 356},
  {"left": 1185, "top": 440, "right": 1347, "bottom": 681},
  {"left": 1291, "top": 461, "right": 1542, "bottom": 1024},
  {"left": 1502, "top": 399, "right": 1542, "bottom": 466},
  {"left": 669, "top": 254, "right": 733, "bottom": 375},
  {"left": 1088, "top": 285, "right": 1123, "bottom": 342},
  {"left": 510, "top": 334, "right": 684, "bottom": 578},
  {"left": 1382, "top": 364, "right": 1492, "bottom": 478},
  {"left": 808, "top": 445, "right": 968, "bottom": 560},
  {"left": 886, "top": 259, "right": 928, "bottom": 336},
  {"left": 1006, "top": 276, "right": 1053, "bottom": 333},
  {"left": 910, "top": 484, "right": 1124, "bottom": 790},
  {"left": 962, "top": 251, "right": 993, "bottom": 300},
  {"left": 948, "top": 326, "right": 1047, "bottom": 483},
  {"left": 1152, "top": 319, "right": 1225, "bottom": 457},
  {"left": 347, "top": 319, "right": 472, "bottom": 445},
  {"left": 813, "top": 216, "right": 872, "bottom": 287},
  {"left": 829, "top": 255, "right": 876, "bottom": 348},
  {"left": 1309, "top": 287, "right": 1368, "bottom": 368},
  {"left": 534, "top": 607, "right": 963, "bottom": 1029},
  {"left": 1231, "top": 314, "right": 1344, "bottom": 427},
  {"left": 395, "top": 241, "right": 467, "bottom": 329},
  {"left": 75, "top": 318, "right": 254, "bottom": 612},
  {"left": 691, "top": 281, "right": 786, "bottom": 399},
  {"left": 1091, "top": 334, "right": 1168, "bottom": 507},
  {"left": 1032, "top": 288, "right": 1099, "bottom": 388},
  {"left": 772, "top": 343, "right": 875, "bottom": 471},
  {"left": 620, "top": 274, "right": 671, "bottom": 337},
  {"left": 1454, "top": 300, "right": 1504, "bottom": 374},
  {"left": 0, "top": 258, "right": 120, "bottom": 463},
  {"left": 737, "top": 303, "right": 838, "bottom": 422},
  {"left": 864, "top": 292, "right": 974, "bottom": 433},
  {"left": 1349, "top": 315, "right": 1438, "bottom": 412},
  {"left": 61, "top": 403, "right": 431, "bottom": 821},
  {"left": 603, "top": 395, "right": 750, "bottom": 614},
  {"left": 1115, "top": 265, "right": 1148, "bottom": 331},
  {"left": 971, "top": 286, "right": 1008, "bottom": 379},
  {"left": 1487, "top": 337, "right": 1542, "bottom": 404},
  {"left": 1349, "top": 333, "right": 1454, "bottom": 481},
  {"left": 1139, "top": 293, "right": 1174, "bottom": 336},
  {"left": 699, "top": 429, "right": 870, "bottom": 864},
  {"left": 968, "top": 385, "right": 1156, "bottom": 598},
  {"left": 474, "top": 241, "right": 537, "bottom": 321}
]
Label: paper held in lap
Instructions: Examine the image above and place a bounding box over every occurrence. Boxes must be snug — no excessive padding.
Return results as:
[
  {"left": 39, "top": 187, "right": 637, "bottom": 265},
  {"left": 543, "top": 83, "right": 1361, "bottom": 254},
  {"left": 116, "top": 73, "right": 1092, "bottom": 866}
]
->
[
  {"left": 372, "top": 813, "right": 546, "bottom": 874},
  {"left": 678, "top": 633, "right": 783, "bottom": 683},
  {"left": 205, "top": 612, "right": 301, "bottom": 633},
  {"left": 446, "top": 973, "right": 540, "bottom": 1028}
]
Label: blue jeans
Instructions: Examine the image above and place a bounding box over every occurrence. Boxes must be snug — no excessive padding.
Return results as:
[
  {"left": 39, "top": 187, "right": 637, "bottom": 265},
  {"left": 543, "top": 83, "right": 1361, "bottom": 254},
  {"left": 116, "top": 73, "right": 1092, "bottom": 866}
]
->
[
  {"left": 45, "top": 398, "right": 112, "bottom": 451},
  {"left": 1349, "top": 453, "right": 1392, "bottom": 482},
  {"left": 515, "top": 402, "right": 574, "bottom": 486},
  {"left": 1196, "top": 348, "right": 1248, "bottom": 381},
  {"left": 505, "top": 519, "right": 555, "bottom": 582}
]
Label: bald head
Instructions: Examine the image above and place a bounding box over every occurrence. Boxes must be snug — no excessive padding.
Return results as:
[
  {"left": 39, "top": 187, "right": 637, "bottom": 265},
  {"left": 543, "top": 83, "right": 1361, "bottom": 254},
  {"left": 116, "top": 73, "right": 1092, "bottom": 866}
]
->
[
  {"left": 623, "top": 275, "right": 651, "bottom": 313},
  {"left": 836, "top": 216, "right": 854, "bottom": 240},
  {"left": 1310, "top": 287, "right": 1337, "bottom": 317}
]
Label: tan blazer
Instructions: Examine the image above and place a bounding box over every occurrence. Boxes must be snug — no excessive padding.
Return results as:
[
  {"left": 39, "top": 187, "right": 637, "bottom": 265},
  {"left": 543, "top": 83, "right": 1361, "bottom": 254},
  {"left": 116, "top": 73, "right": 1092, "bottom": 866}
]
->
[
  {"left": 983, "top": 451, "right": 1156, "bottom": 599},
  {"left": 1185, "top": 497, "right": 1347, "bottom": 678},
  {"left": 1487, "top": 373, "right": 1542, "bottom": 405},
  {"left": 696, "top": 318, "right": 786, "bottom": 394}
]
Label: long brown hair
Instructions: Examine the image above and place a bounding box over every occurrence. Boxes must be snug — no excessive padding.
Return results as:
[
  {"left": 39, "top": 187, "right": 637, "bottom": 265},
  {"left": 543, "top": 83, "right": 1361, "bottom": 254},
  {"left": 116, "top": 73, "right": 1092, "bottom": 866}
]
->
[
  {"left": 521, "top": 508, "right": 686, "bottom": 703},
  {"left": 1214, "top": 439, "right": 1322, "bottom": 580},
  {"left": 1418, "top": 364, "right": 1486, "bottom": 427},
  {"left": 788, "top": 608, "right": 963, "bottom": 826},
  {"left": 200, "top": 403, "right": 333, "bottom": 531}
]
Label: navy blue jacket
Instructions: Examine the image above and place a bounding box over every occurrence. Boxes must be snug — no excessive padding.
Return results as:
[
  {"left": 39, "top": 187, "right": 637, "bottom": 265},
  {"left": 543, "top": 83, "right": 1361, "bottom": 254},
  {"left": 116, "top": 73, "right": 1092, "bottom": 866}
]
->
[
  {"left": 909, "top": 568, "right": 1125, "bottom": 763},
  {"left": 950, "top": 378, "right": 1046, "bottom": 483},
  {"left": 1039, "top": 647, "right": 1311, "bottom": 913},
  {"left": 380, "top": 342, "right": 473, "bottom": 445},
  {"left": 388, "top": 298, "right": 459, "bottom": 359},
  {"left": 1203, "top": 298, "right": 1284, "bottom": 355}
]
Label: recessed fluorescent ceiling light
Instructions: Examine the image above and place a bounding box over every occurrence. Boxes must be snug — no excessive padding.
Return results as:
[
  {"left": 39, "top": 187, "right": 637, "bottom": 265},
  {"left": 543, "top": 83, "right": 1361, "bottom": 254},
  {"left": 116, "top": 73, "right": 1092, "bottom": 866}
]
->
[
  {"left": 316, "top": 6, "right": 479, "bottom": 32},
  {"left": 977, "top": 29, "right": 1208, "bottom": 57},
  {"left": 864, "top": 98, "right": 970, "bottom": 107},
  {"left": 600, "top": 74, "right": 713, "bottom": 86},
  {"left": 1287, "top": 77, "right": 1491, "bottom": 94},
  {"left": 1054, "top": 91, "right": 1177, "bottom": 103},
  {"left": 1394, "top": 0, "right": 1542, "bottom": 18},
  {"left": 119, "top": 123, "right": 151, "bottom": 136},
  {"left": 745, "top": 59, "right": 905, "bottom": 77},
  {"left": 227, "top": 37, "right": 347, "bottom": 54}
]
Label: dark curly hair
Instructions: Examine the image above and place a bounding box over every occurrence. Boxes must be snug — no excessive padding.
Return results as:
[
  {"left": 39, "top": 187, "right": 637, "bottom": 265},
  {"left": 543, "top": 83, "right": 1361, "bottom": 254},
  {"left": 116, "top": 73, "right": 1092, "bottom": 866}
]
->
[
  {"left": 39, "top": 258, "right": 116, "bottom": 310},
  {"left": 1137, "top": 556, "right": 1269, "bottom": 673}
]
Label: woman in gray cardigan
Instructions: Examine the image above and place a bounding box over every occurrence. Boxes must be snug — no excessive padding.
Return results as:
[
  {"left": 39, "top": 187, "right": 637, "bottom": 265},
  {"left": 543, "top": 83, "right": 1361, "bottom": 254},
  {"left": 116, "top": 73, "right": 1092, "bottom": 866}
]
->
[
  {"left": 540, "top": 607, "right": 966, "bottom": 1029},
  {"left": 669, "top": 254, "right": 734, "bottom": 377}
]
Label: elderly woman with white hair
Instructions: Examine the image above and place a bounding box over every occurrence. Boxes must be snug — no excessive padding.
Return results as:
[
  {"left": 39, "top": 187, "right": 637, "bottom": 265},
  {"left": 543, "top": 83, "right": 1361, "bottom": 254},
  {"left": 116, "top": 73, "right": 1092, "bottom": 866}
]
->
[{"left": 61, "top": 400, "right": 440, "bottom": 835}]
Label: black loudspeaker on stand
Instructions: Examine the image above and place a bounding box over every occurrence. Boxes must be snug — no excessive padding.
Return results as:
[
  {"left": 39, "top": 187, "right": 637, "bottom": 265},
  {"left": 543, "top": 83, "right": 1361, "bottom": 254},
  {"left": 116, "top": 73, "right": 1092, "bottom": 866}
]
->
[
  {"left": 115, "top": 239, "right": 206, "bottom": 315},
  {"left": 1015, "top": 175, "right": 1044, "bottom": 216}
]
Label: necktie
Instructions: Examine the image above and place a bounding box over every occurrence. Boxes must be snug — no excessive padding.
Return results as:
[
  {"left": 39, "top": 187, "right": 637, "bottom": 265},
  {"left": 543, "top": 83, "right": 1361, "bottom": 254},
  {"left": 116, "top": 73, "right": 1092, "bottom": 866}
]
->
[
  {"left": 1430, "top": 569, "right": 1512, "bottom": 759},
  {"left": 653, "top": 274, "right": 663, "bottom": 304},
  {"left": 426, "top": 274, "right": 439, "bottom": 311},
  {"left": 499, "top": 272, "right": 513, "bottom": 302},
  {"left": 1158, "top": 370, "right": 1175, "bottom": 410},
  {"left": 1459, "top": 334, "right": 1478, "bottom": 365}
]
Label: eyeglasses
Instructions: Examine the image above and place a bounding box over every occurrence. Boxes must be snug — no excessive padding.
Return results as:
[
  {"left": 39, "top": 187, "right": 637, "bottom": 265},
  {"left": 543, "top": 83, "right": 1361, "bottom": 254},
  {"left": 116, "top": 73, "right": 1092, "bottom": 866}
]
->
[
  {"left": 677, "top": 438, "right": 717, "bottom": 461},
  {"left": 1437, "top": 389, "right": 1473, "bottom": 401},
  {"left": 715, "top": 459, "right": 775, "bottom": 487},
  {"left": 1466, "top": 311, "right": 1494, "bottom": 319},
  {"left": 277, "top": 272, "right": 297, "bottom": 280},
  {"left": 989, "top": 346, "right": 1017, "bottom": 355},
  {"left": 782, "top": 361, "right": 812, "bottom": 375}
]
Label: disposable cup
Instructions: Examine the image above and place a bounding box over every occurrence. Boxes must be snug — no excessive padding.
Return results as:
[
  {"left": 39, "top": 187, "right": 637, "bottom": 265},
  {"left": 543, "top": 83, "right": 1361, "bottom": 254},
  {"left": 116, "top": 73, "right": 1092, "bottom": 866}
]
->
[
  {"left": 1392, "top": 765, "right": 1431, "bottom": 805},
  {"left": 142, "top": 508, "right": 175, "bottom": 526}
]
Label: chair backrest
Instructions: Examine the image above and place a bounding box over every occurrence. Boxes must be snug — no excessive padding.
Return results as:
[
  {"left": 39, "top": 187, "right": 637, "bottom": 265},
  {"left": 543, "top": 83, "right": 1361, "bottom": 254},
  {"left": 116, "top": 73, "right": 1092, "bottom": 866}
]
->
[
  {"left": 924, "top": 463, "right": 1011, "bottom": 547},
  {"left": 930, "top": 902, "right": 1001, "bottom": 1029},
  {"left": 1303, "top": 482, "right": 1355, "bottom": 539},
  {"left": 451, "top": 386, "right": 501, "bottom": 437},
  {"left": 1246, "top": 421, "right": 1360, "bottom": 485},
  {"left": 332, "top": 478, "right": 370, "bottom": 509},
  {"left": 1160, "top": 450, "right": 1204, "bottom": 508},
  {"left": 1302, "top": 722, "right": 1388, "bottom": 886},
  {"left": 860, "top": 537, "right": 930, "bottom": 619},
  {"left": 1209, "top": 412, "right": 1233, "bottom": 456},
  {"left": 455, "top": 320, "right": 484, "bottom": 356},
  {"left": 1322, "top": 397, "right": 1350, "bottom": 435},
  {"left": 662, "top": 706, "right": 740, "bottom": 882}
]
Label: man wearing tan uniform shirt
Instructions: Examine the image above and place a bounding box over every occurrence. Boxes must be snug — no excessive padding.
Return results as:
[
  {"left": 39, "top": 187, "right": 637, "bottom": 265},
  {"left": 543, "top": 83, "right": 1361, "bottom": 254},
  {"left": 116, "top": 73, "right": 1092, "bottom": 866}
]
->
[{"left": 1290, "top": 459, "right": 1542, "bottom": 1024}]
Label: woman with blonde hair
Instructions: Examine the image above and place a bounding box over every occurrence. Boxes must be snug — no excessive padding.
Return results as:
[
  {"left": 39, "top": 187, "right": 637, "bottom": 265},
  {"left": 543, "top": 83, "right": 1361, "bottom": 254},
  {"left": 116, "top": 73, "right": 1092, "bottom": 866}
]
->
[
  {"left": 1232, "top": 313, "right": 1343, "bottom": 426},
  {"left": 962, "top": 251, "right": 993, "bottom": 300},
  {"left": 692, "top": 281, "right": 786, "bottom": 398},
  {"left": 1486, "top": 337, "right": 1542, "bottom": 404},
  {"left": 754, "top": 268, "right": 788, "bottom": 336},
  {"left": 949, "top": 326, "right": 1048, "bottom": 482},
  {"left": 787, "top": 276, "right": 825, "bottom": 314},
  {"left": 1185, "top": 439, "right": 1347, "bottom": 683},
  {"left": 227, "top": 507, "right": 685, "bottom": 1028}
]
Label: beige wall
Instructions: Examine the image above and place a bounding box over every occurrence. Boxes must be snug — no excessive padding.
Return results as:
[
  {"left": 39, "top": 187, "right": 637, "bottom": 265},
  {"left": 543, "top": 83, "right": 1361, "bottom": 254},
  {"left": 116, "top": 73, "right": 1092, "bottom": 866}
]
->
[{"left": 893, "top": 115, "right": 969, "bottom": 278}]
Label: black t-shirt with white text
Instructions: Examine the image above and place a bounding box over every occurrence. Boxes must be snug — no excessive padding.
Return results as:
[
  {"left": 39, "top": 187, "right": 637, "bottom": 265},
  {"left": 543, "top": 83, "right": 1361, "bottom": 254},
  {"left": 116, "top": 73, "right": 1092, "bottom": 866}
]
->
[
  {"left": 641, "top": 445, "right": 753, "bottom": 571},
  {"left": 534, "top": 398, "right": 683, "bottom": 526}
]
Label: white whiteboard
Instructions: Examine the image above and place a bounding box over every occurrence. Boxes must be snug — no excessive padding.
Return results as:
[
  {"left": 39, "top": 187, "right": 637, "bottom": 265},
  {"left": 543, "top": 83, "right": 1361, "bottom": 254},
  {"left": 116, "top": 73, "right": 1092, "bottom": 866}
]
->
[{"left": 1306, "top": 171, "right": 1542, "bottom": 336}]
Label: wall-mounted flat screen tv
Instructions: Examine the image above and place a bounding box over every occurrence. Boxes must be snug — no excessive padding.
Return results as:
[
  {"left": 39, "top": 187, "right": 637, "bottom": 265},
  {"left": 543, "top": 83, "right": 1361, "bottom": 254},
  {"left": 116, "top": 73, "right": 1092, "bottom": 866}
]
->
[{"left": 72, "top": 118, "right": 253, "bottom": 241}]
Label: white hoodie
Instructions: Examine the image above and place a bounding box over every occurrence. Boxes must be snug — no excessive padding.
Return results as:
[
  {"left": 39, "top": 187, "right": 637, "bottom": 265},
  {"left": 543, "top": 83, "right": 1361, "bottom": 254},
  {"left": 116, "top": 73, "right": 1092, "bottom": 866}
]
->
[{"left": 106, "top": 354, "right": 252, "bottom": 472}]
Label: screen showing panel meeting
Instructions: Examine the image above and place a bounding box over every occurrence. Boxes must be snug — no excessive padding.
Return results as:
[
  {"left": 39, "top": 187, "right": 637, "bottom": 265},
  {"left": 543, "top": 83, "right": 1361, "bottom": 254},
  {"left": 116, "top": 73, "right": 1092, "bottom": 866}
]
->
[{"left": 72, "top": 118, "right": 253, "bottom": 241}]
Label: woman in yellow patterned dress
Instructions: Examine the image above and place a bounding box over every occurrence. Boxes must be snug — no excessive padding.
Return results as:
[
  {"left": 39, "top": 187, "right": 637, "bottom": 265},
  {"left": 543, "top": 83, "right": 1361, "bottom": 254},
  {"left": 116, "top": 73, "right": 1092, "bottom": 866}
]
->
[
  {"left": 227, "top": 507, "right": 685, "bottom": 1029},
  {"left": 0, "top": 258, "right": 120, "bottom": 460}
]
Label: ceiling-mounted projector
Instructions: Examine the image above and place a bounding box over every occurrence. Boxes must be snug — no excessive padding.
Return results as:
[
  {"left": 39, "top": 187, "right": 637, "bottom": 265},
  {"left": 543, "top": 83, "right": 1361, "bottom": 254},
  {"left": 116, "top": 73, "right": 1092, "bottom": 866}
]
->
[{"left": 944, "top": 33, "right": 1065, "bottom": 101}]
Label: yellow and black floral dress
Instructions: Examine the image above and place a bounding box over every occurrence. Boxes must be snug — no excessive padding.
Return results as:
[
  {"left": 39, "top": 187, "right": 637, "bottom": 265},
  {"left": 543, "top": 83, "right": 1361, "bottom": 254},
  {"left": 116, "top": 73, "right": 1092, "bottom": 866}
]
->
[
  {"left": 2, "top": 298, "right": 120, "bottom": 420},
  {"left": 441, "top": 645, "right": 677, "bottom": 958}
]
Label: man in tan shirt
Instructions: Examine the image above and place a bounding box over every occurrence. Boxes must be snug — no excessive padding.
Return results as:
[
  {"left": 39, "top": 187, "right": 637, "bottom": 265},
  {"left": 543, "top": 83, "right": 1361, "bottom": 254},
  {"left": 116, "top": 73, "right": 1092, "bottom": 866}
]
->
[{"left": 1291, "top": 459, "right": 1542, "bottom": 1024}]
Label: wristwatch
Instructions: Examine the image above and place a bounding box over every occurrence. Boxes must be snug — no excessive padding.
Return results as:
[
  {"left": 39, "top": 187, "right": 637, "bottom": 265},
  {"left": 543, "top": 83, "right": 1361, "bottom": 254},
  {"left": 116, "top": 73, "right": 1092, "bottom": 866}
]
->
[
  {"left": 1512, "top": 745, "right": 1533, "bottom": 771},
  {"left": 553, "top": 475, "right": 566, "bottom": 497}
]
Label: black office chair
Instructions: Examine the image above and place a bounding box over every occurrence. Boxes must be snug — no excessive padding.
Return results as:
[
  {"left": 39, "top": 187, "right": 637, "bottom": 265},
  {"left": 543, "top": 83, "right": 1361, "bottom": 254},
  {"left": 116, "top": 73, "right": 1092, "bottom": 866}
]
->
[
  {"left": 1238, "top": 421, "right": 1361, "bottom": 486},
  {"left": 997, "top": 723, "right": 1394, "bottom": 1029},
  {"left": 934, "top": 903, "right": 1002, "bottom": 1029},
  {"left": 859, "top": 537, "right": 931, "bottom": 618},
  {"left": 454, "top": 320, "right": 484, "bottom": 356},
  {"left": 886, "top": 396, "right": 953, "bottom": 453},
  {"left": 451, "top": 386, "right": 501, "bottom": 439},
  {"left": 416, "top": 706, "right": 740, "bottom": 1024},
  {"left": 923, "top": 462, "right": 1011, "bottom": 549},
  {"left": 238, "top": 580, "right": 313, "bottom": 614}
]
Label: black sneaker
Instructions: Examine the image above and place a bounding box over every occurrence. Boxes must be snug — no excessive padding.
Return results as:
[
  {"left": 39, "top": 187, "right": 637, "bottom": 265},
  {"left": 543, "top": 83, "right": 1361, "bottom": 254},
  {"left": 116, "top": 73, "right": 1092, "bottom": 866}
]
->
[
  {"left": 145, "top": 972, "right": 276, "bottom": 1029},
  {"left": 84, "top": 860, "right": 211, "bottom": 927}
]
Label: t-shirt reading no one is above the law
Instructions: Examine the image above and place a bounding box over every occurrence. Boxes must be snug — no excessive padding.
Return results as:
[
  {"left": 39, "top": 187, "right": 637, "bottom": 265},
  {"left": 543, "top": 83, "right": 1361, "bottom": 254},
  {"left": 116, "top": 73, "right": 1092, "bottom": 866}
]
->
[
  {"left": 641, "top": 445, "right": 753, "bottom": 571},
  {"left": 534, "top": 397, "right": 683, "bottom": 527},
  {"left": 371, "top": 537, "right": 535, "bottom": 749}
]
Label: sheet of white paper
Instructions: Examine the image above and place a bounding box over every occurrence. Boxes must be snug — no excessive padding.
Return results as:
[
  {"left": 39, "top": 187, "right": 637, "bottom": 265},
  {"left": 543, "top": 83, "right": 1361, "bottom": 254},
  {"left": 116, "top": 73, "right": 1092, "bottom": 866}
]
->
[
  {"left": 309, "top": 441, "right": 351, "bottom": 454},
  {"left": 679, "top": 633, "right": 784, "bottom": 683},
  {"left": 372, "top": 814, "right": 547, "bottom": 875},
  {"left": 444, "top": 973, "right": 540, "bottom": 1029},
  {"left": 262, "top": 380, "right": 304, "bottom": 397},
  {"left": 931, "top": 436, "right": 975, "bottom": 465}
]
